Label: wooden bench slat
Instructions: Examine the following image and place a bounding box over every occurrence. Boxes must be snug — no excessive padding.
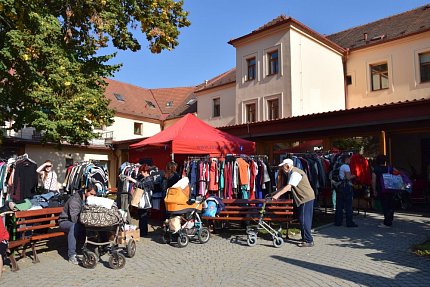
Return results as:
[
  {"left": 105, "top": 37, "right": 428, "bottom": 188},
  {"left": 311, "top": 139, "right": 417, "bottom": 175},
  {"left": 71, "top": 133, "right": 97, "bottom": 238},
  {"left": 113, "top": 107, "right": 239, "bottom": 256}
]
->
[
  {"left": 218, "top": 211, "right": 293, "bottom": 215},
  {"left": 14, "top": 207, "right": 63, "bottom": 218},
  {"left": 17, "top": 216, "right": 60, "bottom": 225},
  {"left": 8, "top": 239, "right": 31, "bottom": 249},
  {"left": 224, "top": 206, "right": 293, "bottom": 210},
  {"left": 202, "top": 216, "right": 291, "bottom": 222},
  {"left": 17, "top": 223, "right": 57, "bottom": 233},
  {"left": 31, "top": 231, "right": 66, "bottom": 241}
]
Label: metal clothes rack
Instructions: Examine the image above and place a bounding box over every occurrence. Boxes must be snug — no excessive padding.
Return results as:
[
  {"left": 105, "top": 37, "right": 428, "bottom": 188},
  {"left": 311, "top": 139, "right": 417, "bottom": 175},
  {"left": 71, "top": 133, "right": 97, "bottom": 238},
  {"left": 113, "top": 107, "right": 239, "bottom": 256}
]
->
[{"left": 14, "top": 153, "right": 37, "bottom": 164}]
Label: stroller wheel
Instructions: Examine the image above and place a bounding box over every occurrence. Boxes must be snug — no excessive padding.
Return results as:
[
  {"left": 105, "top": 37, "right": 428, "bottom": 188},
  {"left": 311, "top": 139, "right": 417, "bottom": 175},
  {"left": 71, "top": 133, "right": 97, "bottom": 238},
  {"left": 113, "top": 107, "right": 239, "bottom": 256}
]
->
[
  {"left": 126, "top": 239, "right": 136, "bottom": 258},
  {"left": 109, "top": 252, "right": 126, "bottom": 269},
  {"left": 197, "top": 227, "right": 210, "bottom": 244},
  {"left": 161, "top": 232, "right": 171, "bottom": 244},
  {"left": 273, "top": 236, "right": 284, "bottom": 248},
  {"left": 177, "top": 233, "right": 189, "bottom": 248},
  {"left": 247, "top": 235, "right": 257, "bottom": 247},
  {"left": 82, "top": 251, "right": 97, "bottom": 269}
]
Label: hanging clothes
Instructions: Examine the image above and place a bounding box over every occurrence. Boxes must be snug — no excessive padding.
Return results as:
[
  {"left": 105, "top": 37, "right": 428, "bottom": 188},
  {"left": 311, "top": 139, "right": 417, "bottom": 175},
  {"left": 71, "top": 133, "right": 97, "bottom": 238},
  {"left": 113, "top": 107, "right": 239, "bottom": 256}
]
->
[{"left": 11, "top": 157, "right": 38, "bottom": 201}]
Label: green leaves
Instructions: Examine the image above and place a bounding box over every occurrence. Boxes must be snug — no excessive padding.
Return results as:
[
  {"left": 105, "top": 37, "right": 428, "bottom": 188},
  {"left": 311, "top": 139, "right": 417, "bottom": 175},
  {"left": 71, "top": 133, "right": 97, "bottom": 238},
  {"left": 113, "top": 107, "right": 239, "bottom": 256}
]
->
[{"left": 0, "top": 0, "right": 190, "bottom": 145}]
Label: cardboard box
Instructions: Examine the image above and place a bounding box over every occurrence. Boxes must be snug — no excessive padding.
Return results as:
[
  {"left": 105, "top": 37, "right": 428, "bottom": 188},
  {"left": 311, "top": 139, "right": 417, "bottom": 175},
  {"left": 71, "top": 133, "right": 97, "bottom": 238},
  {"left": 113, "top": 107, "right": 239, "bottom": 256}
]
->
[{"left": 118, "top": 229, "right": 140, "bottom": 244}]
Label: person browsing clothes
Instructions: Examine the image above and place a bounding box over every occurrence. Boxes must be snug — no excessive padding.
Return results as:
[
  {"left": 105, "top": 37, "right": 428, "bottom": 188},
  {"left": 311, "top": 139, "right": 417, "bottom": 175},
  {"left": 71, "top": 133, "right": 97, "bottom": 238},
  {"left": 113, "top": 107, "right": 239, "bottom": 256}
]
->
[
  {"left": 126, "top": 165, "right": 154, "bottom": 237},
  {"left": 36, "top": 160, "right": 59, "bottom": 193},
  {"left": 272, "top": 158, "right": 315, "bottom": 247},
  {"left": 335, "top": 154, "right": 358, "bottom": 228},
  {"left": 372, "top": 154, "right": 398, "bottom": 228}
]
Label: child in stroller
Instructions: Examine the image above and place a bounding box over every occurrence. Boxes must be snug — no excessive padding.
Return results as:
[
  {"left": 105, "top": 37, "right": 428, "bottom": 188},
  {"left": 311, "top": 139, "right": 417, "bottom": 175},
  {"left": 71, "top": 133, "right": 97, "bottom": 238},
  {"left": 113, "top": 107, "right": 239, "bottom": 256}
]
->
[
  {"left": 80, "top": 197, "right": 137, "bottom": 269},
  {"left": 162, "top": 177, "right": 210, "bottom": 247}
]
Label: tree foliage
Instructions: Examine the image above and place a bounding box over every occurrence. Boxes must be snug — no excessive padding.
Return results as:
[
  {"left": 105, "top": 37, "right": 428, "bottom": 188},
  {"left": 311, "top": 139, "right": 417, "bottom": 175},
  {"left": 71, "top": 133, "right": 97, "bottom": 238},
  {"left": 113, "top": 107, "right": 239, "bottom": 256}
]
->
[
  {"left": 0, "top": 0, "right": 190, "bottom": 144},
  {"left": 332, "top": 136, "right": 379, "bottom": 157}
]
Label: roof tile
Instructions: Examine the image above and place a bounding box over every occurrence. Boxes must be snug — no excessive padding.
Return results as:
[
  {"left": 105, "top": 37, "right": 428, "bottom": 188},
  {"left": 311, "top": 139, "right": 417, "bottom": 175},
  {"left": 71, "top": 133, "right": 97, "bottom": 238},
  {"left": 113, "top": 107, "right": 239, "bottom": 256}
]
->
[{"left": 327, "top": 4, "right": 430, "bottom": 49}]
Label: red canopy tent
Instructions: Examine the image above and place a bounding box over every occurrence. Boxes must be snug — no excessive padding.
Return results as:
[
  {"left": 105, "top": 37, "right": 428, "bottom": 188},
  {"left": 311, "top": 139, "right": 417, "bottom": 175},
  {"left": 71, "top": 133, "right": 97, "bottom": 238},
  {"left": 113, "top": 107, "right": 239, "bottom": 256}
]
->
[{"left": 129, "top": 113, "right": 255, "bottom": 166}]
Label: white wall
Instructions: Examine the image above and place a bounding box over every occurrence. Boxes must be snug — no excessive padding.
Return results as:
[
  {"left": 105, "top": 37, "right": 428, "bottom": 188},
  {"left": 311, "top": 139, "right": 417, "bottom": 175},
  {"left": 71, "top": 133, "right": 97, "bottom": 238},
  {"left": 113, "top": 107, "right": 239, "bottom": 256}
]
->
[
  {"left": 107, "top": 116, "right": 161, "bottom": 141},
  {"left": 196, "top": 85, "right": 236, "bottom": 127},
  {"left": 25, "top": 144, "right": 114, "bottom": 189},
  {"left": 235, "top": 29, "right": 291, "bottom": 123},
  {"left": 233, "top": 26, "right": 344, "bottom": 123},
  {"left": 346, "top": 31, "right": 430, "bottom": 108},
  {"left": 290, "top": 28, "right": 345, "bottom": 116}
]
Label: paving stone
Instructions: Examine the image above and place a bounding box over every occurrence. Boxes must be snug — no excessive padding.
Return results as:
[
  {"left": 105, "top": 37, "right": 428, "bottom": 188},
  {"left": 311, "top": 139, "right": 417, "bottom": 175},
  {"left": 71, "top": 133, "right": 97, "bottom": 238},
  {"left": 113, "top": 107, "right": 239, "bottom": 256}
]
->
[{"left": 1, "top": 212, "right": 430, "bottom": 286}]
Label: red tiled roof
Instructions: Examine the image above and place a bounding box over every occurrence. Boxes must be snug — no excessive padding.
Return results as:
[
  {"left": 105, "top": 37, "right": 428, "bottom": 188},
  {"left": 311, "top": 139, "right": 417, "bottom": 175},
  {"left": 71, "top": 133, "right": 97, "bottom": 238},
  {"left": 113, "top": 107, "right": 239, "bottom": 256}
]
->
[
  {"left": 104, "top": 78, "right": 162, "bottom": 120},
  {"left": 195, "top": 68, "right": 236, "bottom": 93},
  {"left": 327, "top": 4, "right": 430, "bottom": 50},
  {"left": 150, "top": 87, "right": 196, "bottom": 114},
  {"left": 104, "top": 78, "right": 197, "bottom": 121}
]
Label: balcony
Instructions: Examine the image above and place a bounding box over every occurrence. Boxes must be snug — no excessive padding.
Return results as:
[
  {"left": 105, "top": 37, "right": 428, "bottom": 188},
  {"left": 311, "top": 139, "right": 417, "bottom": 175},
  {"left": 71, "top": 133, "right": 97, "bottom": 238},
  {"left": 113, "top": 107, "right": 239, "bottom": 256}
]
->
[
  {"left": 1, "top": 125, "right": 114, "bottom": 147},
  {"left": 90, "top": 131, "right": 114, "bottom": 146},
  {"left": 1, "top": 126, "right": 36, "bottom": 140}
]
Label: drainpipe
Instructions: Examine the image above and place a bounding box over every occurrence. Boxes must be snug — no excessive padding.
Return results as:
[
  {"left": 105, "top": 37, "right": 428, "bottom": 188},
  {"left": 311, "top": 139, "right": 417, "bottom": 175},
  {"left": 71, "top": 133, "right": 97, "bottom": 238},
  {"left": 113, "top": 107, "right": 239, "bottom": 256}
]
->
[
  {"left": 160, "top": 119, "right": 165, "bottom": 131},
  {"left": 343, "top": 48, "right": 350, "bottom": 109}
]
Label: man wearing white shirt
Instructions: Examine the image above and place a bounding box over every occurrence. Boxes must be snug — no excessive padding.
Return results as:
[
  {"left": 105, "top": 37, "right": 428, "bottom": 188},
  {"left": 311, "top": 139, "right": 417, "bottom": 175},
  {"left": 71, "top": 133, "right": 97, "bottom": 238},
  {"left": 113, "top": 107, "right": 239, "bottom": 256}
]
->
[
  {"left": 273, "top": 158, "right": 315, "bottom": 247},
  {"left": 335, "top": 154, "right": 358, "bottom": 227}
]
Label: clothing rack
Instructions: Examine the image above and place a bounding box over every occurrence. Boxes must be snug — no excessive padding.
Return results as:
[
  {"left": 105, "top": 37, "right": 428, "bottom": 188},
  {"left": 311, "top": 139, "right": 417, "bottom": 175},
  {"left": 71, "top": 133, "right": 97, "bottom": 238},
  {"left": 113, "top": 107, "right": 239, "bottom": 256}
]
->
[
  {"left": 14, "top": 153, "right": 37, "bottom": 164},
  {"left": 187, "top": 156, "right": 210, "bottom": 161}
]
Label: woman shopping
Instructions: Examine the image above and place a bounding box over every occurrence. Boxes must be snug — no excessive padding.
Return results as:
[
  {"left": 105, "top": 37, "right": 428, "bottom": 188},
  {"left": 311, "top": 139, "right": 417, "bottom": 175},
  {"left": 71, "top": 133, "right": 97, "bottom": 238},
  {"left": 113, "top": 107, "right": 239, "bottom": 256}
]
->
[
  {"left": 127, "top": 165, "right": 154, "bottom": 238},
  {"left": 37, "top": 160, "right": 59, "bottom": 193}
]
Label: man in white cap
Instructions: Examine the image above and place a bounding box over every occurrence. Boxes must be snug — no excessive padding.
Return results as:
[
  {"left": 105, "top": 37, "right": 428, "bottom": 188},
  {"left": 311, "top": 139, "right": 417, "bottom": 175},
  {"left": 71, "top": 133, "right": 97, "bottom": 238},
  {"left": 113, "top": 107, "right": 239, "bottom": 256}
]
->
[{"left": 273, "top": 158, "right": 315, "bottom": 247}]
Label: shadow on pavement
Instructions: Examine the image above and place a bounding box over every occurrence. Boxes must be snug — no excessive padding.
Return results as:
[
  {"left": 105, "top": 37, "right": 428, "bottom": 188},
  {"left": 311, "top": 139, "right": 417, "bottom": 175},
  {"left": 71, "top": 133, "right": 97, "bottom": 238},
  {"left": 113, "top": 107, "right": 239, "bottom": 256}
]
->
[{"left": 272, "top": 255, "right": 426, "bottom": 286}]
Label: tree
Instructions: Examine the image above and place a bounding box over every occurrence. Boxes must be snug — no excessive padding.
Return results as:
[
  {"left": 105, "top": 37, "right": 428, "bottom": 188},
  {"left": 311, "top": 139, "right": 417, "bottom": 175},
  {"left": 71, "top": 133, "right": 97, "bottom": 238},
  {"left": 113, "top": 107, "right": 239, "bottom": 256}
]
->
[{"left": 0, "top": 0, "right": 190, "bottom": 144}]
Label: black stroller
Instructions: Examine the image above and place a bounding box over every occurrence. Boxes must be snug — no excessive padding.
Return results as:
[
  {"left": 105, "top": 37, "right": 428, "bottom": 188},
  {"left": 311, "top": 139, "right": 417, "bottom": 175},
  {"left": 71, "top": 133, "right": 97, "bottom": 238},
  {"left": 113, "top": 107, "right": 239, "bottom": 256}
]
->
[{"left": 80, "top": 205, "right": 137, "bottom": 269}]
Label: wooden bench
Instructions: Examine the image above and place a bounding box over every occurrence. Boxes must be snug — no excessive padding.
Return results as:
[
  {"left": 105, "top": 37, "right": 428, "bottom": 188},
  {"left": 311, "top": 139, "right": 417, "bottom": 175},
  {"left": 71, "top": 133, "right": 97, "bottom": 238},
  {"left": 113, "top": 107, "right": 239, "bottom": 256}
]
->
[
  {"left": 7, "top": 207, "right": 65, "bottom": 271},
  {"left": 201, "top": 198, "right": 295, "bottom": 235}
]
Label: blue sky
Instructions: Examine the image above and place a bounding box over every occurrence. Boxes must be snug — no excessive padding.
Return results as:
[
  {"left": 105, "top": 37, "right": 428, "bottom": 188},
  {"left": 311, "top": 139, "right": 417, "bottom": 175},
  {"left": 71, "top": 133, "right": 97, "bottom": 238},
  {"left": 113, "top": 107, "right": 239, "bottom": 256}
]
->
[{"left": 104, "top": 0, "right": 430, "bottom": 89}]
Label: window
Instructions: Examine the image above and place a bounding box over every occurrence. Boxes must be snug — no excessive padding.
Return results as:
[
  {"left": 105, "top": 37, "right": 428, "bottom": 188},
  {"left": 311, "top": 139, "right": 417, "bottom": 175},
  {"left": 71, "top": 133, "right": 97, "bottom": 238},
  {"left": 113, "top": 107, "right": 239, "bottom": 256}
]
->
[
  {"left": 114, "top": 93, "right": 125, "bottom": 101},
  {"left": 134, "top": 122, "right": 142, "bottom": 135},
  {"left": 419, "top": 52, "right": 430, "bottom": 83},
  {"left": 213, "top": 98, "right": 220, "bottom": 117},
  {"left": 267, "top": 99, "right": 279, "bottom": 120},
  {"left": 346, "top": 75, "right": 352, "bottom": 85},
  {"left": 145, "top": 100, "right": 156, "bottom": 109},
  {"left": 268, "top": 51, "right": 279, "bottom": 75},
  {"left": 246, "top": 57, "right": 256, "bottom": 81},
  {"left": 245, "top": 103, "right": 256, "bottom": 123},
  {"left": 370, "top": 63, "right": 389, "bottom": 91},
  {"left": 186, "top": 98, "right": 197, "bottom": 105}
]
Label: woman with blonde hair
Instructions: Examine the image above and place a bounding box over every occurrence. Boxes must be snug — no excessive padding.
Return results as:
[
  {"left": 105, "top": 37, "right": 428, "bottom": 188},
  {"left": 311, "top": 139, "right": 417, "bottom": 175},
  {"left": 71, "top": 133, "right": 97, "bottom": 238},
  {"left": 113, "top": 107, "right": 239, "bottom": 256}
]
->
[{"left": 36, "top": 160, "right": 59, "bottom": 193}]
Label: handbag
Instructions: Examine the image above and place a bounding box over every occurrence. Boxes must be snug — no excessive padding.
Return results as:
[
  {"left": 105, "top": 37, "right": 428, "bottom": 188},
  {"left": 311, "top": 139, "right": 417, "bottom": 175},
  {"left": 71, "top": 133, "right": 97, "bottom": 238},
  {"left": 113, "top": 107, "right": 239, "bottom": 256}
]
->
[
  {"left": 80, "top": 205, "right": 122, "bottom": 227},
  {"left": 138, "top": 189, "right": 152, "bottom": 209},
  {"left": 381, "top": 166, "right": 404, "bottom": 193},
  {"left": 130, "top": 187, "right": 144, "bottom": 207}
]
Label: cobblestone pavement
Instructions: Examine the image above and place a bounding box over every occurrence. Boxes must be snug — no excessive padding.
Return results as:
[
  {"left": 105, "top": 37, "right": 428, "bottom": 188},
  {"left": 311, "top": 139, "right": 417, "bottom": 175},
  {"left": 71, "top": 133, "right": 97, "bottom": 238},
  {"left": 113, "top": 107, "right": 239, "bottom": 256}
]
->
[{"left": 1, "top": 211, "right": 430, "bottom": 287}]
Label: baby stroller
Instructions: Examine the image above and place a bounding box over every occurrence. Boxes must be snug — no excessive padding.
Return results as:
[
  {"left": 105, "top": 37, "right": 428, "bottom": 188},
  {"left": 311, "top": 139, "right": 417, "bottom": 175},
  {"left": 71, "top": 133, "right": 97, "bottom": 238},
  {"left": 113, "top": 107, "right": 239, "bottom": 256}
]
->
[
  {"left": 245, "top": 196, "right": 284, "bottom": 248},
  {"left": 162, "top": 177, "right": 210, "bottom": 248},
  {"left": 79, "top": 202, "right": 137, "bottom": 269}
]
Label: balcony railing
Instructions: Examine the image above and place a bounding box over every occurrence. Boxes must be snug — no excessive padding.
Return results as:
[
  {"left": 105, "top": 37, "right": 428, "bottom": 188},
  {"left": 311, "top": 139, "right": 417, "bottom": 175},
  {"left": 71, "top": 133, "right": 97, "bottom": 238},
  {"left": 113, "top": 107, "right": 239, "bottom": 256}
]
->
[{"left": 2, "top": 126, "right": 114, "bottom": 147}]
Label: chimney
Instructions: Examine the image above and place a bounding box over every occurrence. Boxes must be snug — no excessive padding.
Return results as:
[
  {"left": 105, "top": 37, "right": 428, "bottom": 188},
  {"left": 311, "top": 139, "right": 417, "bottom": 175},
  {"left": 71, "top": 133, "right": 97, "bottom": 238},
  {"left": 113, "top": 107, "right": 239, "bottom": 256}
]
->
[
  {"left": 364, "top": 33, "right": 368, "bottom": 41},
  {"left": 205, "top": 80, "right": 208, "bottom": 85}
]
